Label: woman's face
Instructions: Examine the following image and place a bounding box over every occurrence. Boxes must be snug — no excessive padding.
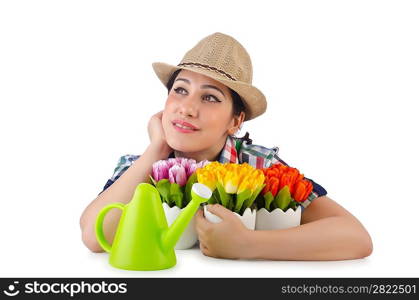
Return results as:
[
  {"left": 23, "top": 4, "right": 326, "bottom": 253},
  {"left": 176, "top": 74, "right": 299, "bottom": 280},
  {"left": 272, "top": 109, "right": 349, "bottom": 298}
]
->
[{"left": 162, "top": 69, "right": 242, "bottom": 157}]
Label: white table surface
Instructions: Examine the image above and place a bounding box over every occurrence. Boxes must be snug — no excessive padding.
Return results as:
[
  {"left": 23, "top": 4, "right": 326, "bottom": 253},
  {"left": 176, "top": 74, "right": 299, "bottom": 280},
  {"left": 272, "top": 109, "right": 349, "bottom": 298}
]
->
[{"left": 1, "top": 220, "right": 417, "bottom": 278}]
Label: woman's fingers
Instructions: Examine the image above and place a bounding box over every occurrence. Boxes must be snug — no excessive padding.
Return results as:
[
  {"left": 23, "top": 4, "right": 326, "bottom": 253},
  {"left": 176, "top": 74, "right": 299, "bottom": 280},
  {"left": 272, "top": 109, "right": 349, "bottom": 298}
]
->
[
  {"left": 195, "top": 208, "right": 213, "bottom": 232},
  {"left": 154, "top": 110, "right": 164, "bottom": 119},
  {"left": 199, "top": 240, "right": 210, "bottom": 256}
]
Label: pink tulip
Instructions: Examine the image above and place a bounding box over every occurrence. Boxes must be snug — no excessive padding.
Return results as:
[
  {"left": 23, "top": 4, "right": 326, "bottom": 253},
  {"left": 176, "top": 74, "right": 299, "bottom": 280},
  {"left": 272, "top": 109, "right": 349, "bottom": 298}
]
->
[
  {"left": 175, "top": 157, "right": 184, "bottom": 164},
  {"left": 152, "top": 157, "right": 211, "bottom": 183},
  {"left": 186, "top": 164, "right": 197, "bottom": 177},
  {"left": 186, "top": 159, "right": 209, "bottom": 177},
  {"left": 166, "top": 158, "right": 178, "bottom": 168},
  {"left": 152, "top": 160, "right": 170, "bottom": 181},
  {"left": 175, "top": 157, "right": 199, "bottom": 177},
  {"left": 184, "top": 159, "right": 197, "bottom": 177},
  {"left": 168, "top": 165, "right": 187, "bottom": 186},
  {"left": 197, "top": 160, "right": 210, "bottom": 168},
  {"left": 178, "top": 158, "right": 189, "bottom": 168}
]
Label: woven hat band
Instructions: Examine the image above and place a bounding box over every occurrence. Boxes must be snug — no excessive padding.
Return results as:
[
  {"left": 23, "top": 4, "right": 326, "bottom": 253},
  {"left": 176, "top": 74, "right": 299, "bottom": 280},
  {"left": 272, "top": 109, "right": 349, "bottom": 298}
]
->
[{"left": 177, "top": 62, "right": 237, "bottom": 81}]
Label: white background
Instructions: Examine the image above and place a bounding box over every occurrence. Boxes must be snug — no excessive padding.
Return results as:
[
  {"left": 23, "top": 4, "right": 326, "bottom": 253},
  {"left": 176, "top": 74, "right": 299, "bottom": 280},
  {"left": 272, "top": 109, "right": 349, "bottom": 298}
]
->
[{"left": 1, "top": 0, "right": 418, "bottom": 277}]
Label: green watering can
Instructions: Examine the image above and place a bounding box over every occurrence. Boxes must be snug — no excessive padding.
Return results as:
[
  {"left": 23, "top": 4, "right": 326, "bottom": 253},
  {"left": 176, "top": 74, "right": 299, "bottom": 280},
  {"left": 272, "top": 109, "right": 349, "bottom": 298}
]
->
[{"left": 95, "top": 182, "right": 212, "bottom": 271}]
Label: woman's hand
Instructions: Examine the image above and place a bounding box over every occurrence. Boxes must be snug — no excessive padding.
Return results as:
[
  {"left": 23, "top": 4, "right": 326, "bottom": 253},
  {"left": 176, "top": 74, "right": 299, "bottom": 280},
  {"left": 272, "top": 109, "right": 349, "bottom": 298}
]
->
[
  {"left": 147, "top": 110, "right": 173, "bottom": 157},
  {"left": 195, "top": 204, "right": 253, "bottom": 259}
]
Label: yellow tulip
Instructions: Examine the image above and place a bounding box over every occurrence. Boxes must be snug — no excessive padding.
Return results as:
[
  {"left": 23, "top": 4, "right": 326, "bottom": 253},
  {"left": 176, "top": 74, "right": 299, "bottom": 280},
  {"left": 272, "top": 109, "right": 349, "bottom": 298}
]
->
[
  {"left": 196, "top": 168, "right": 217, "bottom": 191},
  {"left": 224, "top": 171, "right": 241, "bottom": 194},
  {"left": 237, "top": 176, "right": 253, "bottom": 194},
  {"left": 253, "top": 170, "right": 265, "bottom": 189},
  {"left": 195, "top": 161, "right": 267, "bottom": 214},
  {"left": 237, "top": 170, "right": 262, "bottom": 193},
  {"left": 198, "top": 162, "right": 265, "bottom": 199}
]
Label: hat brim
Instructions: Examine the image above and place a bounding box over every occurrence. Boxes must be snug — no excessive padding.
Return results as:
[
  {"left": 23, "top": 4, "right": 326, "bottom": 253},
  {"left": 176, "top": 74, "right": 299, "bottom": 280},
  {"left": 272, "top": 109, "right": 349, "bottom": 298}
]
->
[{"left": 152, "top": 62, "right": 267, "bottom": 121}]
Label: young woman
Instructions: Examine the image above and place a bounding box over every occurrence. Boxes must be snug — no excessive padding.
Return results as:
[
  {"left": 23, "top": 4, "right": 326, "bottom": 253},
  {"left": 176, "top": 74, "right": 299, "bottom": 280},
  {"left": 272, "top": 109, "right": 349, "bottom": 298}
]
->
[{"left": 80, "top": 32, "right": 373, "bottom": 260}]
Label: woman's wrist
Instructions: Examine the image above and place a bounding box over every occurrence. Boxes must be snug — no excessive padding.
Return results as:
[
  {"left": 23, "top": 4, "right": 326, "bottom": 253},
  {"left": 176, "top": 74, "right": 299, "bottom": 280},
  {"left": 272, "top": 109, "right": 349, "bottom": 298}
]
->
[
  {"left": 242, "top": 229, "right": 278, "bottom": 260},
  {"left": 146, "top": 142, "right": 172, "bottom": 159},
  {"left": 240, "top": 229, "right": 262, "bottom": 260}
]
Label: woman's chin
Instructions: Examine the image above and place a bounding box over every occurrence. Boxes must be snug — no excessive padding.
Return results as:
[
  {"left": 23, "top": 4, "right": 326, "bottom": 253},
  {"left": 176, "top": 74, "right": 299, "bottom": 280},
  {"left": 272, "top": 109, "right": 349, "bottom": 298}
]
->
[{"left": 167, "top": 140, "right": 201, "bottom": 154}]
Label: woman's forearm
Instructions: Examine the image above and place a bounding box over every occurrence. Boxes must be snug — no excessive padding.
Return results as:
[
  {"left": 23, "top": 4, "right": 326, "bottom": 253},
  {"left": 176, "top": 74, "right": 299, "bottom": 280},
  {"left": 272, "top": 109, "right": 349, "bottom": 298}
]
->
[
  {"left": 79, "top": 144, "right": 170, "bottom": 252},
  {"left": 246, "top": 216, "right": 373, "bottom": 261}
]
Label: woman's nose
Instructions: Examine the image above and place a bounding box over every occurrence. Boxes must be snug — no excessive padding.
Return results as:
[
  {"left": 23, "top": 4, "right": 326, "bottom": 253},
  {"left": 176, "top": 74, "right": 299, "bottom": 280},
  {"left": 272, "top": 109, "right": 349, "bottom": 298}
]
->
[{"left": 179, "top": 95, "right": 198, "bottom": 117}]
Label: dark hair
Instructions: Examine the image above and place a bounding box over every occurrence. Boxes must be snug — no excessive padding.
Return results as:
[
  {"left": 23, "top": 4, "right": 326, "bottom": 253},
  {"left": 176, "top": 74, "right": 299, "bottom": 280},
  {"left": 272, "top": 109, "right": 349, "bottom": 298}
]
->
[{"left": 165, "top": 69, "right": 246, "bottom": 117}]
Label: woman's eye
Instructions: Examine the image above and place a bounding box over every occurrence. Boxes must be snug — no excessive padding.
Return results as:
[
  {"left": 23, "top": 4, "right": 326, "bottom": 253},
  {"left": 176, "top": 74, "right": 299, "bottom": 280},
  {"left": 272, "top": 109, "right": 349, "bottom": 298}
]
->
[
  {"left": 174, "top": 87, "right": 220, "bottom": 103},
  {"left": 203, "top": 95, "right": 221, "bottom": 102},
  {"left": 174, "top": 87, "right": 187, "bottom": 94}
]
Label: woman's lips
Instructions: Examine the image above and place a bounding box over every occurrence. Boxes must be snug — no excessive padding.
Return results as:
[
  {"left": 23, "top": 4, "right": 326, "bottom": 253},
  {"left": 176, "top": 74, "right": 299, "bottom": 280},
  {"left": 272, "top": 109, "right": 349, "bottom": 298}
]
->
[
  {"left": 172, "top": 122, "right": 199, "bottom": 133},
  {"left": 172, "top": 119, "right": 199, "bottom": 129}
]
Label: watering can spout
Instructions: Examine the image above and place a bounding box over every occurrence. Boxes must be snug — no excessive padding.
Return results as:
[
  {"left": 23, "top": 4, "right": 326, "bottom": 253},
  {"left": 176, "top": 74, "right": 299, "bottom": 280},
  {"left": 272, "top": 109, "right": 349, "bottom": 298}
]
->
[{"left": 161, "top": 183, "right": 212, "bottom": 251}]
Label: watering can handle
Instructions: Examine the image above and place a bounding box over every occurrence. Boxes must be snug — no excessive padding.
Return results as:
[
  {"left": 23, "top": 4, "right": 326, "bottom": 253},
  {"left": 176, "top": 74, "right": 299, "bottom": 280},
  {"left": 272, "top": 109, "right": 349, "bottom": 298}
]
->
[{"left": 95, "top": 203, "right": 125, "bottom": 253}]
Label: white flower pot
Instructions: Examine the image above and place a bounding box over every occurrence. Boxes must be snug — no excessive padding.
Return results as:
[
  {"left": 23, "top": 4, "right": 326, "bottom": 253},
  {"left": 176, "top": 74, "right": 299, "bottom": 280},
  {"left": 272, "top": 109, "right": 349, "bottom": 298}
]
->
[
  {"left": 203, "top": 205, "right": 256, "bottom": 230},
  {"left": 162, "top": 202, "right": 198, "bottom": 249},
  {"left": 255, "top": 206, "right": 302, "bottom": 230}
]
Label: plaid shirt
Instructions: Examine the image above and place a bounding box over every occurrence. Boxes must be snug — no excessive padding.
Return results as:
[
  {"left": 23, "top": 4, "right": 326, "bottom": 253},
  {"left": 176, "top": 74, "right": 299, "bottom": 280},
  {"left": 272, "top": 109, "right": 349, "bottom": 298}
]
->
[{"left": 100, "top": 133, "right": 327, "bottom": 210}]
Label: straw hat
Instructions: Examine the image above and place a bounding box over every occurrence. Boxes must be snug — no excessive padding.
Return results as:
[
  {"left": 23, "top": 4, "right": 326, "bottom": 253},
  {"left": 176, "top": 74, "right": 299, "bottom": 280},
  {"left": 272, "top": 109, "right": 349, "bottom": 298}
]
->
[{"left": 152, "top": 32, "right": 267, "bottom": 121}]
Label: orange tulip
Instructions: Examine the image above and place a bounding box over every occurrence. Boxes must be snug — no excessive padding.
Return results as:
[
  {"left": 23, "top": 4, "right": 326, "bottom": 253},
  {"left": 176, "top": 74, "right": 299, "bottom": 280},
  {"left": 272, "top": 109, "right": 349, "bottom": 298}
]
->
[
  {"left": 262, "top": 163, "right": 313, "bottom": 204},
  {"left": 279, "top": 172, "right": 293, "bottom": 192},
  {"left": 266, "top": 168, "right": 280, "bottom": 178},
  {"left": 293, "top": 179, "right": 313, "bottom": 202},
  {"left": 263, "top": 177, "right": 280, "bottom": 197}
]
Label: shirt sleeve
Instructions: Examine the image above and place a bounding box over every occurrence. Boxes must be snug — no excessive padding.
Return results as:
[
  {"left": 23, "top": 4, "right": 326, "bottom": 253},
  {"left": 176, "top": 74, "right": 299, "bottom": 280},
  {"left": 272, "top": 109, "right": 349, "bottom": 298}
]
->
[
  {"left": 98, "top": 154, "right": 141, "bottom": 195},
  {"left": 270, "top": 151, "right": 328, "bottom": 211}
]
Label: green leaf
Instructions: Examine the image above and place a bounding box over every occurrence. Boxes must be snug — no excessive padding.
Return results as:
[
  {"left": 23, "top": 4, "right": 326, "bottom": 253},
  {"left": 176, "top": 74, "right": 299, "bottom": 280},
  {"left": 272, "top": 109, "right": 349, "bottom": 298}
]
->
[
  {"left": 184, "top": 173, "right": 197, "bottom": 204},
  {"left": 234, "top": 189, "right": 252, "bottom": 213},
  {"left": 264, "top": 192, "right": 274, "bottom": 211},
  {"left": 289, "top": 199, "right": 297, "bottom": 210},
  {"left": 149, "top": 174, "right": 157, "bottom": 186},
  {"left": 211, "top": 188, "right": 221, "bottom": 204},
  {"left": 228, "top": 198, "right": 235, "bottom": 211},
  {"left": 216, "top": 182, "right": 232, "bottom": 208},
  {"left": 156, "top": 179, "right": 170, "bottom": 204},
  {"left": 255, "top": 193, "right": 265, "bottom": 210},
  {"left": 243, "top": 183, "right": 266, "bottom": 211},
  {"left": 207, "top": 194, "right": 218, "bottom": 204},
  {"left": 274, "top": 186, "right": 292, "bottom": 211},
  {"left": 170, "top": 183, "right": 184, "bottom": 208}
]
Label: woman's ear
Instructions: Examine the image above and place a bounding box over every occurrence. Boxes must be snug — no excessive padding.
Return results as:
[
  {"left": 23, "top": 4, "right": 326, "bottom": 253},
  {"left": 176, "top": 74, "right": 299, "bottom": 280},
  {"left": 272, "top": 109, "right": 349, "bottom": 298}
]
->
[{"left": 227, "top": 111, "right": 245, "bottom": 135}]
